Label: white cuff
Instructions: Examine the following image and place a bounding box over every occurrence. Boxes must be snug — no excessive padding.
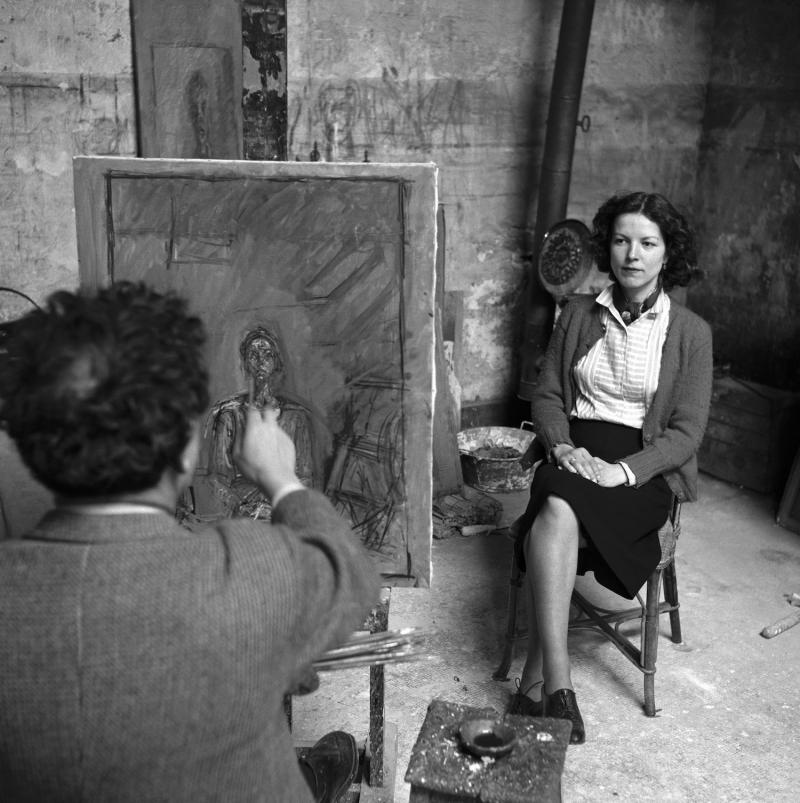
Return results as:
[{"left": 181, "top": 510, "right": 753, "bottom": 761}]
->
[{"left": 617, "top": 461, "right": 636, "bottom": 486}]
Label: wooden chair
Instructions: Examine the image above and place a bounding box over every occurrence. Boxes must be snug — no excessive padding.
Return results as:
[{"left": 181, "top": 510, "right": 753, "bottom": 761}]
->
[{"left": 493, "top": 498, "right": 682, "bottom": 717}]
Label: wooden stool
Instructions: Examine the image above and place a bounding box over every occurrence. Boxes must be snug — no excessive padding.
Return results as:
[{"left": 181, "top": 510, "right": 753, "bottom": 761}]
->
[{"left": 405, "top": 698, "right": 570, "bottom": 802}]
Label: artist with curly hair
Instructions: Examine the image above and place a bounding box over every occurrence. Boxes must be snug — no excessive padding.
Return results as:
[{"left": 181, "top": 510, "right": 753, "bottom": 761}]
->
[
  {"left": 507, "top": 192, "right": 713, "bottom": 743},
  {"left": 0, "top": 281, "right": 378, "bottom": 803}
]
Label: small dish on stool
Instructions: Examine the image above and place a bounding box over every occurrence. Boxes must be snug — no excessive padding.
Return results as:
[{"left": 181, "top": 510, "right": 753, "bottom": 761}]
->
[{"left": 458, "top": 718, "right": 517, "bottom": 758}]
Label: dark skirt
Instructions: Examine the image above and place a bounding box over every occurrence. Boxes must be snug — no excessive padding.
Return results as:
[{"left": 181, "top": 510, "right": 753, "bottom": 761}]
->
[{"left": 514, "top": 419, "right": 672, "bottom": 599}]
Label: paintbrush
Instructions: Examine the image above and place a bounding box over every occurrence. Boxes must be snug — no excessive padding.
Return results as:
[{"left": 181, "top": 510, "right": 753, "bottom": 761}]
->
[{"left": 313, "top": 627, "right": 429, "bottom": 671}]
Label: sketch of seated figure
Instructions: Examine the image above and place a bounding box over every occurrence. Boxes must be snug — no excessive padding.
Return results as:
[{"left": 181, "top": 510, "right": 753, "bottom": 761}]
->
[
  {"left": 203, "top": 326, "right": 316, "bottom": 520},
  {"left": 325, "top": 383, "right": 405, "bottom": 557}
]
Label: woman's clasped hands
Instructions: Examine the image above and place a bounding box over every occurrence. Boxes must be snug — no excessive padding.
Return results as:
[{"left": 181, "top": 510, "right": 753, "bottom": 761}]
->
[{"left": 551, "top": 443, "right": 628, "bottom": 488}]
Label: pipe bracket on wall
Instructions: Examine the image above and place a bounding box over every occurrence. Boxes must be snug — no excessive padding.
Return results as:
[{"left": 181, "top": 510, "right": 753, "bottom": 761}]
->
[{"left": 577, "top": 114, "right": 591, "bottom": 133}]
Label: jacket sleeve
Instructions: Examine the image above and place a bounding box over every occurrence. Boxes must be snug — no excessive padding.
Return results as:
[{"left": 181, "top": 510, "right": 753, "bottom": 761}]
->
[
  {"left": 220, "top": 489, "right": 381, "bottom": 680},
  {"left": 272, "top": 488, "right": 380, "bottom": 647},
  {"left": 623, "top": 317, "right": 714, "bottom": 486},
  {"left": 530, "top": 303, "right": 578, "bottom": 455}
]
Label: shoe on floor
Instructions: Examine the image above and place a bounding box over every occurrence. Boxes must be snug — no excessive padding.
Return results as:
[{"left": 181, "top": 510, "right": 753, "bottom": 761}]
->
[
  {"left": 299, "top": 730, "right": 359, "bottom": 803},
  {"left": 507, "top": 691, "right": 544, "bottom": 717},
  {"left": 507, "top": 678, "right": 544, "bottom": 717},
  {"left": 544, "top": 688, "right": 586, "bottom": 744}
]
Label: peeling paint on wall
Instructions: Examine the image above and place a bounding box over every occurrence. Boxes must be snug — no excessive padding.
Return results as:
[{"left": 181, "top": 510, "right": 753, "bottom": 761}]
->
[
  {"left": 0, "top": 0, "right": 723, "bottom": 413},
  {"left": 290, "top": 0, "right": 716, "bottom": 407},
  {"left": 0, "top": 74, "right": 135, "bottom": 308}
]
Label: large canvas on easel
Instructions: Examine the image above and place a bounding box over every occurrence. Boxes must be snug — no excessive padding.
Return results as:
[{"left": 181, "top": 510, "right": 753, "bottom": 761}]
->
[{"left": 73, "top": 157, "right": 437, "bottom": 586}]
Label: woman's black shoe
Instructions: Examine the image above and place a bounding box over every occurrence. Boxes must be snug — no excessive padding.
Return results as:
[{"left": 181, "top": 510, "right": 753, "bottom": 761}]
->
[
  {"left": 507, "top": 692, "right": 544, "bottom": 717},
  {"left": 544, "top": 688, "right": 586, "bottom": 744},
  {"left": 507, "top": 678, "right": 544, "bottom": 717}
]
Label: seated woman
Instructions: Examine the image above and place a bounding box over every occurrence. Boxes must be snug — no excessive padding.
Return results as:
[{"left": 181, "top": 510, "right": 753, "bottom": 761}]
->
[{"left": 508, "top": 191, "right": 713, "bottom": 744}]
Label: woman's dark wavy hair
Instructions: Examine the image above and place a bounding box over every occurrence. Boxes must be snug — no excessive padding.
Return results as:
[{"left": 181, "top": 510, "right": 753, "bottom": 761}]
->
[
  {"left": 590, "top": 191, "right": 702, "bottom": 290},
  {"left": 0, "top": 281, "right": 209, "bottom": 497}
]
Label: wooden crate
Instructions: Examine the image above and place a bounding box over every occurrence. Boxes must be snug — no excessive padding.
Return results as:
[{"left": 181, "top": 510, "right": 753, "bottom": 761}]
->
[
  {"left": 698, "top": 376, "right": 800, "bottom": 495},
  {"left": 777, "top": 446, "right": 800, "bottom": 533}
]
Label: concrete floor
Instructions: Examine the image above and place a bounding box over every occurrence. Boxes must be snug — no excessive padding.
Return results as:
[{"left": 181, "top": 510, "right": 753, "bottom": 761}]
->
[{"left": 293, "top": 473, "right": 800, "bottom": 802}]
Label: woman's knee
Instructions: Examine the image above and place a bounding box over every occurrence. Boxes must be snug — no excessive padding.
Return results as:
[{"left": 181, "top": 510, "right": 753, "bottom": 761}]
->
[
  {"left": 538, "top": 495, "right": 579, "bottom": 528},
  {"left": 524, "top": 496, "right": 580, "bottom": 561}
]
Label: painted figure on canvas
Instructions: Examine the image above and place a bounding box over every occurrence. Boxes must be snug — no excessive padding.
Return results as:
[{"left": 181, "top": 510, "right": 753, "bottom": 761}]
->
[
  {"left": 325, "top": 383, "right": 404, "bottom": 555},
  {"left": 204, "top": 326, "right": 316, "bottom": 519}
]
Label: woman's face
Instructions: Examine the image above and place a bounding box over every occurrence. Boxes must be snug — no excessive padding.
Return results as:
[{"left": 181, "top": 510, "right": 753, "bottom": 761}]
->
[{"left": 609, "top": 212, "right": 666, "bottom": 302}]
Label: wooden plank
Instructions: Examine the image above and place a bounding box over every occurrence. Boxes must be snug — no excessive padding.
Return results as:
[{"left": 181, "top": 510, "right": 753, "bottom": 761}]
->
[
  {"left": 131, "top": 0, "right": 243, "bottom": 158},
  {"left": 432, "top": 316, "right": 462, "bottom": 496},
  {"left": 432, "top": 204, "right": 462, "bottom": 496},
  {"left": 361, "top": 722, "right": 397, "bottom": 802},
  {"left": 443, "top": 290, "right": 464, "bottom": 380},
  {"left": 698, "top": 375, "right": 800, "bottom": 494},
  {"left": 706, "top": 406, "right": 771, "bottom": 436},
  {"left": 698, "top": 437, "right": 771, "bottom": 493},
  {"left": 703, "top": 418, "right": 770, "bottom": 453},
  {"left": 709, "top": 376, "right": 795, "bottom": 416},
  {"left": 777, "top": 446, "right": 800, "bottom": 534}
]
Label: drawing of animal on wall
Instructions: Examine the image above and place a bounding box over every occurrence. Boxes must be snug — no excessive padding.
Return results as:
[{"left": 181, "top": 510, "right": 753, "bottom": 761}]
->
[{"left": 101, "top": 170, "right": 430, "bottom": 578}]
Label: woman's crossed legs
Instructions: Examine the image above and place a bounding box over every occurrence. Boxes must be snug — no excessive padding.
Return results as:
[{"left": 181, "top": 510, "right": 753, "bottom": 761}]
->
[{"left": 517, "top": 494, "right": 586, "bottom": 743}]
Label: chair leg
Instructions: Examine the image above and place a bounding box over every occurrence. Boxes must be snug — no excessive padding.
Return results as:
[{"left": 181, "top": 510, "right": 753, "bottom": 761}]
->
[
  {"left": 493, "top": 553, "right": 524, "bottom": 681},
  {"left": 642, "top": 569, "right": 662, "bottom": 717},
  {"left": 662, "top": 558, "right": 682, "bottom": 644}
]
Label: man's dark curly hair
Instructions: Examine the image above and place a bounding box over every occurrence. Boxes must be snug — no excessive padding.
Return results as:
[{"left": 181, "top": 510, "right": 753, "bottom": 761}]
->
[
  {"left": 590, "top": 191, "right": 702, "bottom": 290},
  {"left": 0, "top": 281, "right": 209, "bottom": 497}
]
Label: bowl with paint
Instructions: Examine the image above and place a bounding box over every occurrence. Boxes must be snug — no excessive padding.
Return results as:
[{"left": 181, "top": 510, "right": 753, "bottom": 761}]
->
[{"left": 458, "top": 718, "right": 517, "bottom": 758}]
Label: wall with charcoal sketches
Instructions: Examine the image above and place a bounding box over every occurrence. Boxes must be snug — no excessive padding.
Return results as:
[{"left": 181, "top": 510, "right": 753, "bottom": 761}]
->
[
  {"left": 286, "top": 0, "right": 717, "bottom": 415},
  {"left": 1, "top": 0, "right": 798, "bottom": 421}
]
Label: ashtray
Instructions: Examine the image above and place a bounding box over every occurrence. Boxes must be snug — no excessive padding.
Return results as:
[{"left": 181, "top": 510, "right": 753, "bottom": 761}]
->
[{"left": 458, "top": 718, "right": 517, "bottom": 758}]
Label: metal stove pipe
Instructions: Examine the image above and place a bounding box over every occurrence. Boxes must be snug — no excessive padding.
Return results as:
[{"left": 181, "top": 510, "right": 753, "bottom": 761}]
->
[{"left": 518, "top": 0, "right": 595, "bottom": 400}]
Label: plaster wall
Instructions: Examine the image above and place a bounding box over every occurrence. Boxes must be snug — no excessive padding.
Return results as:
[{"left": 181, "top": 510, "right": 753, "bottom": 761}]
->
[
  {"left": 1, "top": 0, "right": 714, "bottom": 408},
  {"left": 0, "top": 0, "right": 135, "bottom": 320},
  {"left": 287, "top": 0, "right": 715, "bottom": 406},
  {"left": 690, "top": 0, "right": 800, "bottom": 390}
]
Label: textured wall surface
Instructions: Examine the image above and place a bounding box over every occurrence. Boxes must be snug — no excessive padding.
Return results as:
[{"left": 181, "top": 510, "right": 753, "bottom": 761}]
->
[
  {"left": 0, "top": 0, "right": 135, "bottom": 320},
  {"left": 690, "top": 0, "right": 800, "bottom": 390},
  {"left": 287, "top": 0, "right": 714, "bottom": 405},
  {"left": 11, "top": 1, "right": 788, "bottom": 406}
]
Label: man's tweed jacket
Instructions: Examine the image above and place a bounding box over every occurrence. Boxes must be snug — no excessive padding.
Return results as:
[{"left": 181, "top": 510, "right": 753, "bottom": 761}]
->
[{"left": 0, "top": 489, "right": 379, "bottom": 802}]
